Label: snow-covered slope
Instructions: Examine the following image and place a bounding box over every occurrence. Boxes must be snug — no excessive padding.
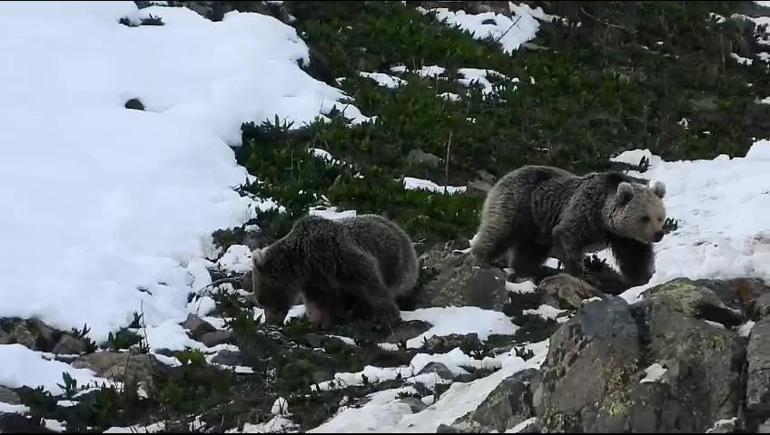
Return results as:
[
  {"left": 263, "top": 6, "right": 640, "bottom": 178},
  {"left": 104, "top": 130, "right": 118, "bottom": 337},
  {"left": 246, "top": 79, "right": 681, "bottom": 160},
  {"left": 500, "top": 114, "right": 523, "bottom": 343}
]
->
[{"left": 0, "top": 2, "right": 367, "bottom": 345}]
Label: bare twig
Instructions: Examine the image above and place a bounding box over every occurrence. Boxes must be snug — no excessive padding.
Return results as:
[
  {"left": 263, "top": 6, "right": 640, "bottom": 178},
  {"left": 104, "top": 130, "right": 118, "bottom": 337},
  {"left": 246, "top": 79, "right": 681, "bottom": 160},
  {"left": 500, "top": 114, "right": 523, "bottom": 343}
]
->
[
  {"left": 444, "top": 131, "right": 453, "bottom": 194},
  {"left": 580, "top": 7, "right": 636, "bottom": 34},
  {"left": 495, "top": 15, "right": 523, "bottom": 44},
  {"left": 195, "top": 274, "right": 247, "bottom": 294}
]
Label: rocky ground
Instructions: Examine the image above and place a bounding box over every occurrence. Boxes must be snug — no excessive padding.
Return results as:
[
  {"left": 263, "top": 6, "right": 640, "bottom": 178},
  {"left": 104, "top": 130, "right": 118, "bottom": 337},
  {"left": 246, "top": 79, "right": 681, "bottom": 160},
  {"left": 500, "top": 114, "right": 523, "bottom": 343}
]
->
[{"left": 3, "top": 0, "right": 770, "bottom": 433}]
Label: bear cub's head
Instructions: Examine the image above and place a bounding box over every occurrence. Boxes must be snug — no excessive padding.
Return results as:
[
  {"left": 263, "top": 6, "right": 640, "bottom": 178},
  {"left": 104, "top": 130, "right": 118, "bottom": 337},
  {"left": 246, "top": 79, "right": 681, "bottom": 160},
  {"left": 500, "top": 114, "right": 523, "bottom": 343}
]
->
[
  {"left": 609, "top": 180, "right": 667, "bottom": 243},
  {"left": 251, "top": 247, "right": 302, "bottom": 324}
]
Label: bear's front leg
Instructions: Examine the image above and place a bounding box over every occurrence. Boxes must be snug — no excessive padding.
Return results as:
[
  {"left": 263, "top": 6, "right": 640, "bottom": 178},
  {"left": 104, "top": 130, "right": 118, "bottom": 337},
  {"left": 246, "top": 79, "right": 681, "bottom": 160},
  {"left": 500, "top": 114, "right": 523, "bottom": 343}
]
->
[{"left": 552, "top": 225, "right": 587, "bottom": 278}]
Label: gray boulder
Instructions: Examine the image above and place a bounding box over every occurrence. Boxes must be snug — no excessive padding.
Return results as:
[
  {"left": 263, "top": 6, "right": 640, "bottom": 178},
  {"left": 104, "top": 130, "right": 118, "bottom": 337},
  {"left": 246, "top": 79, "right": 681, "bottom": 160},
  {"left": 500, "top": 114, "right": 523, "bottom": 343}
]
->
[
  {"left": 415, "top": 245, "right": 508, "bottom": 311},
  {"left": 535, "top": 279, "right": 747, "bottom": 432}
]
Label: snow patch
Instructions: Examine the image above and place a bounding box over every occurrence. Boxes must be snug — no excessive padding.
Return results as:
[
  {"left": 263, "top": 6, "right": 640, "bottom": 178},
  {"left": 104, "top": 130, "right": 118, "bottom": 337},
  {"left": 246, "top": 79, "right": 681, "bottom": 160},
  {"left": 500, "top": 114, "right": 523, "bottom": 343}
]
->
[
  {"left": 731, "top": 52, "right": 754, "bottom": 65},
  {"left": 425, "top": 6, "right": 540, "bottom": 54},
  {"left": 309, "top": 206, "right": 357, "bottom": 220},
  {"left": 0, "top": 402, "right": 30, "bottom": 415},
  {"left": 402, "top": 177, "right": 466, "bottom": 195},
  {"left": 216, "top": 245, "right": 253, "bottom": 274},
  {"left": 505, "top": 280, "right": 537, "bottom": 294},
  {"left": 0, "top": 344, "right": 111, "bottom": 394},
  {"left": 359, "top": 71, "right": 407, "bottom": 88},
  {"left": 640, "top": 363, "right": 667, "bottom": 384},
  {"left": 523, "top": 304, "right": 566, "bottom": 321},
  {"left": 739, "top": 320, "right": 756, "bottom": 337},
  {"left": 0, "top": 2, "right": 371, "bottom": 344},
  {"left": 401, "top": 307, "right": 518, "bottom": 349}
]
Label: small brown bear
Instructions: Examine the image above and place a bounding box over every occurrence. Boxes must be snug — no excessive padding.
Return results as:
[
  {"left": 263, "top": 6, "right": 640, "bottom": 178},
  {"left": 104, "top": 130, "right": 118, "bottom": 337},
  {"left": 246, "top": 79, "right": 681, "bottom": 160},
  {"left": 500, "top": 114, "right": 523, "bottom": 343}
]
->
[
  {"left": 252, "top": 214, "right": 418, "bottom": 328},
  {"left": 471, "top": 165, "right": 667, "bottom": 289}
]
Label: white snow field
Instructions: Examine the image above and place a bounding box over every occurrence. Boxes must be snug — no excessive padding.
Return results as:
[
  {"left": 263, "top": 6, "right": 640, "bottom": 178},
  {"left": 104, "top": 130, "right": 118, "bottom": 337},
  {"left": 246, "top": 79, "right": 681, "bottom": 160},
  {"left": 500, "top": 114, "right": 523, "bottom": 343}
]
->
[
  {"left": 0, "top": 1, "right": 369, "bottom": 342},
  {"left": 0, "top": 1, "right": 370, "bottom": 392}
]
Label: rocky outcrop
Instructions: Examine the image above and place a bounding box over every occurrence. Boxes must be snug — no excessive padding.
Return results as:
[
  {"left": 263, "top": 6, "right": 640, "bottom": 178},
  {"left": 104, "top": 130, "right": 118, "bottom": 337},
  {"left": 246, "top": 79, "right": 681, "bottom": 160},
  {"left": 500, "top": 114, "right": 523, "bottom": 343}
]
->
[
  {"left": 449, "top": 368, "right": 539, "bottom": 432},
  {"left": 533, "top": 278, "right": 770, "bottom": 432},
  {"left": 0, "top": 318, "right": 92, "bottom": 355},
  {"left": 414, "top": 244, "right": 509, "bottom": 311},
  {"left": 71, "top": 351, "right": 155, "bottom": 389}
]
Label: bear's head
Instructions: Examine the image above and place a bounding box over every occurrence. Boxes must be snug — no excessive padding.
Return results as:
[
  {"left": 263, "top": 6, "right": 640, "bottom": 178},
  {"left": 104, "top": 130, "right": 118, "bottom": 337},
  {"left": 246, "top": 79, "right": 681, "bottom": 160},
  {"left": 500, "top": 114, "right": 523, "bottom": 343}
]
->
[
  {"left": 251, "top": 246, "right": 302, "bottom": 324},
  {"left": 609, "top": 181, "right": 667, "bottom": 243}
]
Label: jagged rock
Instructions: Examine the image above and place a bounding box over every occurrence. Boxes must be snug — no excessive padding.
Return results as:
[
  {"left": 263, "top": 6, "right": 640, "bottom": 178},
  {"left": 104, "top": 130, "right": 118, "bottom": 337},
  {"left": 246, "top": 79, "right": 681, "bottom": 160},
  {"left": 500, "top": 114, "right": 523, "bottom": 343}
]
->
[
  {"left": 755, "top": 292, "right": 770, "bottom": 318},
  {"left": 418, "top": 333, "right": 483, "bottom": 355},
  {"left": 417, "top": 362, "right": 457, "bottom": 380},
  {"left": 536, "top": 280, "right": 747, "bottom": 432},
  {"left": 645, "top": 278, "right": 746, "bottom": 327},
  {"left": 451, "top": 368, "right": 539, "bottom": 432},
  {"left": 535, "top": 297, "right": 641, "bottom": 432},
  {"left": 2, "top": 319, "right": 58, "bottom": 351},
  {"left": 199, "top": 330, "right": 233, "bottom": 348},
  {"left": 538, "top": 273, "right": 605, "bottom": 310},
  {"left": 385, "top": 320, "right": 432, "bottom": 344},
  {"left": 406, "top": 148, "right": 442, "bottom": 168},
  {"left": 51, "top": 335, "right": 87, "bottom": 355},
  {"left": 0, "top": 329, "right": 10, "bottom": 345},
  {"left": 415, "top": 246, "right": 508, "bottom": 310},
  {"left": 181, "top": 313, "right": 217, "bottom": 339},
  {"left": 0, "top": 386, "right": 20, "bottom": 405},
  {"left": 211, "top": 350, "right": 246, "bottom": 367},
  {"left": 691, "top": 278, "right": 770, "bottom": 315},
  {"left": 747, "top": 318, "right": 770, "bottom": 418},
  {"left": 71, "top": 351, "right": 154, "bottom": 388}
]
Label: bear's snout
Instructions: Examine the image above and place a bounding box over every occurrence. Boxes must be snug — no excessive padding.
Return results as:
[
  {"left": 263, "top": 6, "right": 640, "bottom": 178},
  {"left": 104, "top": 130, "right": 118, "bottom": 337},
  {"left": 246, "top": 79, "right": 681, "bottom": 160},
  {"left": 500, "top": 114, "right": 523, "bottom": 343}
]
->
[{"left": 654, "top": 231, "right": 664, "bottom": 242}]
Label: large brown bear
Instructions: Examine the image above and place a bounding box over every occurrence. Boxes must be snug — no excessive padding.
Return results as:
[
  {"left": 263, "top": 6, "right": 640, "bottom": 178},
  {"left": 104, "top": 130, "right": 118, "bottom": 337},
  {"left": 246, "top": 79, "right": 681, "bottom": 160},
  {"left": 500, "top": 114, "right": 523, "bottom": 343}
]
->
[{"left": 471, "top": 165, "right": 667, "bottom": 290}]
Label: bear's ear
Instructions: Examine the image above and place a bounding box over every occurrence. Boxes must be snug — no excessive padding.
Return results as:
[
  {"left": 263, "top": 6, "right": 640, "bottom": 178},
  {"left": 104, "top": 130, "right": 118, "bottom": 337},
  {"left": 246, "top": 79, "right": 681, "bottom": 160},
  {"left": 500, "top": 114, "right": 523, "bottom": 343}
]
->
[
  {"left": 617, "top": 182, "right": 634, "bottom": 205},
  {"left": 650, "top": 181, "right": 666, "bottom": 199}
]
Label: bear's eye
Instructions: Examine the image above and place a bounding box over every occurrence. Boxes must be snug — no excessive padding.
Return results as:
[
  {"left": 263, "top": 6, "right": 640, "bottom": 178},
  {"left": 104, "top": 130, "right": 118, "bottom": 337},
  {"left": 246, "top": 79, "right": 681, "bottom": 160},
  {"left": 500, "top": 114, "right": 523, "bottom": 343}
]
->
[{"left": 641, "top": 216, "right": 650, "bottom": 223}]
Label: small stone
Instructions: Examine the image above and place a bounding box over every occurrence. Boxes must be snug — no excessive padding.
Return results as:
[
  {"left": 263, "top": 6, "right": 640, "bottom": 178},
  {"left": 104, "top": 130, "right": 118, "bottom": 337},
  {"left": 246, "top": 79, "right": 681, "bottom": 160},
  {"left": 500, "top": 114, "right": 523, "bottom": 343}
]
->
[
  {"left": 211, "top": 350, "right": 246, "bottom": 367},
  {"left": 51, "top": 335, "right": 87, "bottom": 355},
  {"left": 406, "top": 148, "right": 442, "bottom": 168},
  {"left": 417, "top": 362, "right": 456, "bottom": 380},
  {"left": 538, "top": 273, "right": 604, "bottom": 310},
  {"left": 181, "top": 313, "right": 216, "bottom": 338},
  {"left": 199, "top": 330, "right": 232, "bottom": 347},
  {"left": 385, "top": 320, "right": 431, "bottom": 344},
  {"left": 124, "top": 98, "right": 145, "bottom": 110}
]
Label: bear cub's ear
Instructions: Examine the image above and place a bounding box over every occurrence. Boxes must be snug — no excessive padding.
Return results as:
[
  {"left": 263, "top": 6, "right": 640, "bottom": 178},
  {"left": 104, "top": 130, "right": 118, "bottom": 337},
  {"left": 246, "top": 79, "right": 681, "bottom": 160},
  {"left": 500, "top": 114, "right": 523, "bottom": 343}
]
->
[
  {"left": 617, "top": 182, "right": 635, "bottom": 205},
  {"left": 650, "top": 181, "right": 666, "bottom": 199}
]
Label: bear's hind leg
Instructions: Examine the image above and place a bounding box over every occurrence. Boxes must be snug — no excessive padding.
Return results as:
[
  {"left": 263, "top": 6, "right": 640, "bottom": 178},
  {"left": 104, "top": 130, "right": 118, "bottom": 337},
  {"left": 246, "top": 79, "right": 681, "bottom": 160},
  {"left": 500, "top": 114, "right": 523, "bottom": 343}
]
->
[
  {"left": 338, "top": 248, "right": 400, "bottom": 324},
  {"left": 510, "top": 241, "right": 555, "bottom": 282}
]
